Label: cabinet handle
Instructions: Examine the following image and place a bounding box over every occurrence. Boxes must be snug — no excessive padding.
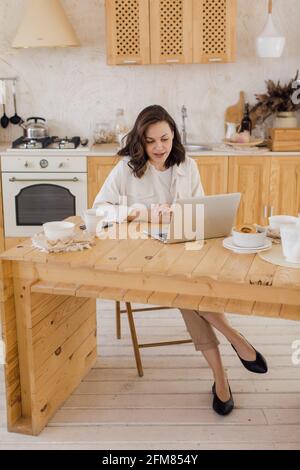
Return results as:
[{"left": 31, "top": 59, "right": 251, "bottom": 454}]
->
[
  {"left": 208, "top": 58, "right": 222, "bottom": 62},
  {"left": 166, "top": 59, "right": 179, "bottom": 63},
  {"left": 263, "top": 205, "right": 268, "bottom": 218},
  {"left": 123, "top": 60, "right": 137, "bottom": 64},
  {"left": 269, "top": 206, "right": 274, "bottom": 217},
  {"left": 9, "top": 177, "right": 79, "bottom": 182}
]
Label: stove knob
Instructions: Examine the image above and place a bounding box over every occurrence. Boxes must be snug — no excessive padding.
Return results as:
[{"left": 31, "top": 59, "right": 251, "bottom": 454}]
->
[
  {"left": 59, "top": 162, "right": 64, "bottom": 168},
  {"left": 24, "top": 161, "right": 29, "bottom": 168},
  {"left": 40, "top": 159, "right": 49, "bottom": 169}
]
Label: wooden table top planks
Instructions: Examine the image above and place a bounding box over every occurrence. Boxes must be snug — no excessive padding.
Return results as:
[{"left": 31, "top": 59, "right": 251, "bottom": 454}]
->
[{"left": 1, "top": 217, "right": 300, "bottom": 320}]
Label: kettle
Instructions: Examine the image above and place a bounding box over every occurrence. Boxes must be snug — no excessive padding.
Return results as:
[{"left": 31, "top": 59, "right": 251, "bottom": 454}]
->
[{"left": 19, "top": 117, "right": 49, "bottom": 139}]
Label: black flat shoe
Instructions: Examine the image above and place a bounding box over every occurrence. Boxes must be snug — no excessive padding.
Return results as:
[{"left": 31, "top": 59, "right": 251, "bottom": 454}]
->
[
  {"left": 212, "top": 382, "right": 234, "bottom": 416},
  {"left": 231, "top": 335, "right": 268, "bottom": 374}
]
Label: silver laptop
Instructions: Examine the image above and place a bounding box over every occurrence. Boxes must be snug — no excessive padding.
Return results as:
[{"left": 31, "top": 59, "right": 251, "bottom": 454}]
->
[{"left": 146, "top": 193, "right": 241, "bottom": 244}]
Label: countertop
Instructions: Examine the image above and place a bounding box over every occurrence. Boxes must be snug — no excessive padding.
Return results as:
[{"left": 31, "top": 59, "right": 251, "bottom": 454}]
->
[{"left": 1, "top": 142, "right": 300, "bottom": 157}]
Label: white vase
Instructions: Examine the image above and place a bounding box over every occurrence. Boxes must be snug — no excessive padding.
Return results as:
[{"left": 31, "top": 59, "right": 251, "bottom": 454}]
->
[{"left": 273, "top": 112, "right": 298, "bottom": 129}]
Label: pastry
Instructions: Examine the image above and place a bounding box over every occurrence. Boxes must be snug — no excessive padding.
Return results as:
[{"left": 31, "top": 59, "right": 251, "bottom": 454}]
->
[{"left": 235, "top": 224, "right": 257, "bottom": 234}]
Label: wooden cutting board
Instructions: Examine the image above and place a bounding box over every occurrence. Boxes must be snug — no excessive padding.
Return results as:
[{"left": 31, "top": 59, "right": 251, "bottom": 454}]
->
[{"left": 224, "top": 91, "right": 245, "bottom": 130}]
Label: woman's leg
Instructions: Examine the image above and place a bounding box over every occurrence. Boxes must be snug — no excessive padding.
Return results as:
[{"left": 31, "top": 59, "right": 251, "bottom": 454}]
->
[
  {"left": 180, "top": 309, "right": 231, "bottom": 402},
  {"left": 201, "top": 347, "right": 231, "bottom": 402},
  {"left": 199, "top": 311, "right": 256, "bottom": 361}
]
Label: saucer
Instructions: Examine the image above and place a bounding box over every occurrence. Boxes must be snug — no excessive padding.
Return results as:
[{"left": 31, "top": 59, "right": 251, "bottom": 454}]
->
[{"left": 223, "top": 236, "right": 272, "bottom": 254}]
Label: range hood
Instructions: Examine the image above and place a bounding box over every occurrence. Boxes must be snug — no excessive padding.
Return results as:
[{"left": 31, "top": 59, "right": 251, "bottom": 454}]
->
[{"left": 12, "top": 0, "right": 80, "bottom": 48}]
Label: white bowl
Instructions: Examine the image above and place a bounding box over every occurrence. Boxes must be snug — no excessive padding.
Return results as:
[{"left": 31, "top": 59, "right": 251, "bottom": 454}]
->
[
  {"left": 43, "top": 221, "right": 75, "bottom": 241},
  {"left": 269, "top": 215, "right": 298, "bottom": 230},
  {"left": 232, "top": 227, "right": 267, "bottom": 248}
]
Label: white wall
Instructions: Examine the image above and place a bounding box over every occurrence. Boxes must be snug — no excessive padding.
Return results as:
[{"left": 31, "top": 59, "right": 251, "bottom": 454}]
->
[{"left": 0, "top": 0, "right": 299, "bottom": 144}]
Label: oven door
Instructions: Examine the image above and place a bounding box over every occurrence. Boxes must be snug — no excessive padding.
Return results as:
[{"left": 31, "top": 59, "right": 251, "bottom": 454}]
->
[{"left": 2, "top": 172, "right": 87, "bottom": 237}]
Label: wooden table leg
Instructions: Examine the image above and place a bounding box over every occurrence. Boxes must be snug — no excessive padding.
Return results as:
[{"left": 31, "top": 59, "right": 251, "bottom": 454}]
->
[{"left": 0, "top": 260, "right": 98, "bottom": 435}]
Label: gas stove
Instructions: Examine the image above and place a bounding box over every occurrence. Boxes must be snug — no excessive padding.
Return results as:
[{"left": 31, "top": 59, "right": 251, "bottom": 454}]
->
[{"left": 11, "top": 136, "right": 88, "bottom": 150}]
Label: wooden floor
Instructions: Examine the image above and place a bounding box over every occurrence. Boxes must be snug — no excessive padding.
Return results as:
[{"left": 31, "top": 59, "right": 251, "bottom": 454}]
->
[{"left": 1, "top": 300, "right": 300, "bottom": 450}]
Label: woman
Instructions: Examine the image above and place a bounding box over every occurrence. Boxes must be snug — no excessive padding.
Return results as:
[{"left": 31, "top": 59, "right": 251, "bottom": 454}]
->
[{"left": 93, "top": 105, "right": 268, "bottom": 416}]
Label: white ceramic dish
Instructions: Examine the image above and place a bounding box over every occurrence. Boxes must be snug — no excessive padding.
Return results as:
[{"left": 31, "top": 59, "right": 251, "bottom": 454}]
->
[
  {"left": 268, "top": 215, "right": 298, "bottom": 230},
  {"left": 231, "top": 227, "right": 267, "bottom": 248},
  {"left": 223, "top": 237, "right": 272, "bottom": 254},
  {"left": 280, "top": 224, "right": 300, "bottom": 263},
  {"left": 43, "top": 221, "right": 75, "bottom": 240}
]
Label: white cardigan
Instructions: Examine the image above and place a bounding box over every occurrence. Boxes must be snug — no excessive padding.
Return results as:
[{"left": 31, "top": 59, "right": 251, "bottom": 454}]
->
[{"left": 93, "top": 156, "right": 205, "bottom": 221}]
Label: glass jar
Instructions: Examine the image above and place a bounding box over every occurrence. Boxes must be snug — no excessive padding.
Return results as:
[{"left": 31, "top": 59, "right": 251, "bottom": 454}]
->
[{"left": 93, "top": 122, "right": 115, "bottom": 144}]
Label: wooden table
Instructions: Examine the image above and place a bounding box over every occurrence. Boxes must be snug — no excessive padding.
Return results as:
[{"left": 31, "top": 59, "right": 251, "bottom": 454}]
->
[{"left": 1, "top": 217, "right": 300, "bottom": 435}]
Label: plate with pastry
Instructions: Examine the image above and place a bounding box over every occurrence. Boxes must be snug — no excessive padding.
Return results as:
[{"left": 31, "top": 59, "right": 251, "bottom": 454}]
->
[{"left": 224, "top": 130, "right": 264, "bottom": 147}]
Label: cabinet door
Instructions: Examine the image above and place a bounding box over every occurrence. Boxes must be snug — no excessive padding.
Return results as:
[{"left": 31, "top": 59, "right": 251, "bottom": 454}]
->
[
  {"left": 269, "top": 157, "right": 300, "bottom": 216},
  {"left": 88, "top": 157, "right": 121, "bottom": 207},
  {"left": 150, "top": 0, "right": 193, "bottom": 64},
  {"left": 228, "top": 157, "right": 271, "bottom": 226},
  {"left": 193, "top": 156, "right": 228, "bottom": 195},
  {"left": 193, "top": 0, "right": 237, "bottom": 64},
  {"left": 105, "top": 0, "right": 150, "bottom": 65}
]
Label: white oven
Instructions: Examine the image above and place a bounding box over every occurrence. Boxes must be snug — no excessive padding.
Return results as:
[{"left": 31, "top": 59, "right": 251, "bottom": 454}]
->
[{"left": 1, "top": 155, "right": 87, "bottom": 237}]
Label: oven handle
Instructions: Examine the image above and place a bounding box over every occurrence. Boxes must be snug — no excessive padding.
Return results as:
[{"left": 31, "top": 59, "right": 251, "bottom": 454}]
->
[{"left": 9, "top": 177, "right": 79, "bottom": 183}]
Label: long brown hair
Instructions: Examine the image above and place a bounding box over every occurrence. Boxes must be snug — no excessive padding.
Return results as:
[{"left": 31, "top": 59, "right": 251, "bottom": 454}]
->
[{"left": 118, "top": 105, "right": 185, "bottom": 178}]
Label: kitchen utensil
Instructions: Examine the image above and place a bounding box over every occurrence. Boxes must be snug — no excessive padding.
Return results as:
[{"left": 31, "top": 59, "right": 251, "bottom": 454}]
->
[
  {"left": 223, "top": 236, "right": 272, "bottom": 254},
  {"left": 225, "top": 122, "right": 238, "bottom": 140},
  {"left": 269, "top": 215, "right": 298, "bottom": 231},
  {"left": 231, "top": 226, "right": 267, "bottom": 248},
  {"left": 223, "top": 138, "right": 264, "bottom": 147},
  {"left": 10, "top": 80, "right": 22, "bottom": 125},
  {"left": 19, "top": 117, "right": 49, "bottom": 139},
  {"left": 43, "top": 221, "right": 75, "bottom": 241},
  {"left": 1, "top": 104, "right": 9, "bottom": 128},
  {"left": 83, "top": 209, "right": 103, "bottom": 234},
  {"left": 224, "top": 91, "right": 245, "bottom": 132},
  {"left": 280, "top": 224, "right": 300, "bottom": 263}
]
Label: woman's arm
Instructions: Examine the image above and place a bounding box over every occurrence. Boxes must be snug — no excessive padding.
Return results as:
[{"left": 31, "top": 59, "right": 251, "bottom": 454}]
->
[{"left": 190, "top": 159, "right": 205, "bottom": 197}]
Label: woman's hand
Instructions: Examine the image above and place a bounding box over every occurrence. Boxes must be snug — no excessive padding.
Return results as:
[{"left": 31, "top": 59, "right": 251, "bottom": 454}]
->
[{"left": 150, "top": 204, "right": 173, "bottom": 223}]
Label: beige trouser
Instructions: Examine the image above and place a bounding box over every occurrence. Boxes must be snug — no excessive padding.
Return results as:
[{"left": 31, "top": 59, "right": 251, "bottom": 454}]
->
[{"left": 180, "top": 309, "right": 220, "bottom": 351}]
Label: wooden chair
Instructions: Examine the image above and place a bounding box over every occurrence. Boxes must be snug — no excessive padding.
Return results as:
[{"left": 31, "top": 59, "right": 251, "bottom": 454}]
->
[{"left": 115, "top": 301, "right": 193, "bottom": 377}]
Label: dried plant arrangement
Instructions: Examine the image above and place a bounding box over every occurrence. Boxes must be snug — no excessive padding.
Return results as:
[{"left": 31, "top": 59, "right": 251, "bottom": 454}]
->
[{"left": 250, "top": 71, "right": 300, "bottom": 122}]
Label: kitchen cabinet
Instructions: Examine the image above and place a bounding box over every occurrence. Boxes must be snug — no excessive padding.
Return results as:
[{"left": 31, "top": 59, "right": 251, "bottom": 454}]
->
[
  {"left": 193, "top": 156, "right": 228, "bottom": 195},
  {"left": 88, "top": 156, "right": 121, "bottom": 207},
  {"left": 150, "top": 0, "right": 193, "bottom": 64},
  {"left": 105, "top": 0, "right": 150, "bottom": 65},
  {"left": 193, "top": 0, "right": 236, "bottom": 63},
  {"left": 228, "top": 157, "right": 271, "bottom": 226},
  {"left": 105, "top": 0, "right": 236, "bottom": 65},
  {"left": 269, "top": 157, "right": 300, "bottom": 217}
]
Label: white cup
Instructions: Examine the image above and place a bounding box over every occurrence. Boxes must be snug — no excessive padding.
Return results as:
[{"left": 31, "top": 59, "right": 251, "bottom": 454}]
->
[
  {"left": 280, "top": 224, "right": 300, "bottom": 263},
  {"left": 269, "top": 215, "right": 298, "bottom": 231},
  {"left": 83, "top": 209, "right": 104, "bottom": 234}
]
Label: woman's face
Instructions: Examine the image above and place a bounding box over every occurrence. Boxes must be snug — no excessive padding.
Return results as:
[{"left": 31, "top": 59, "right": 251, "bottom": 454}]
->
[{"left": 144, "top": 121, "right": 174, "bottom": 168}]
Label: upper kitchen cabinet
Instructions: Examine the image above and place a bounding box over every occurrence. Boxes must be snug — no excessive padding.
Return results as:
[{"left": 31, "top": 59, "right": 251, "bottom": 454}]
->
[
  {"left": 193, "top": 0, "right": 237, "bottom": 63},
  {"left": 105, "top": 0, "right": 150, "bottom": 65},
  {"left": 150, "top": 0, "right": 193, "bottom": 64},
  {"left": 105, "top": 0, "right": 237, "bottom": 65}
]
